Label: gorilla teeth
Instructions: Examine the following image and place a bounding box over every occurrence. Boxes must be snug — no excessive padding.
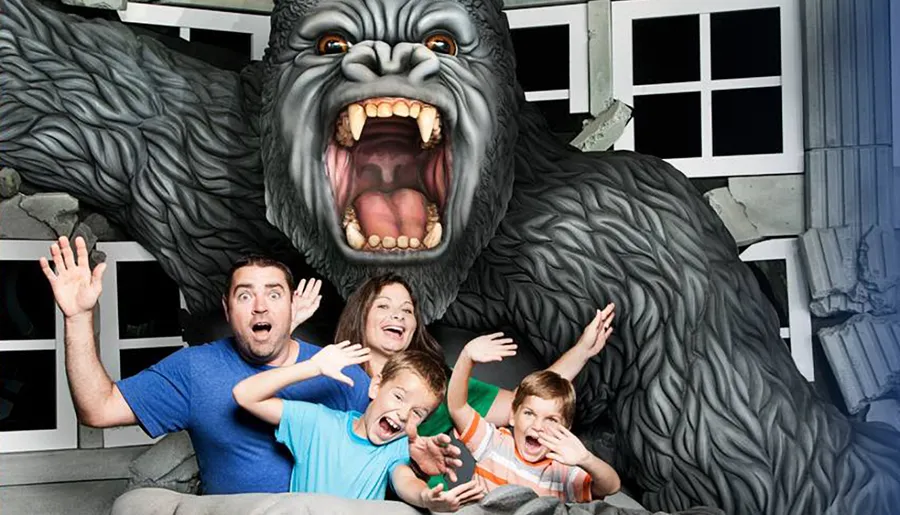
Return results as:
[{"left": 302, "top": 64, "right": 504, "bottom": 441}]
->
[
  {"left": 336, "top": 99, "right": 442, "bottom": 148},
  {"left": 423, "top": 223, "right": 443, "bottom": 249},
  {"left": 345, "top": 223, "right": 366, "bottom": 250},
  {"left": 348, "top": 104, "right": 366, "bottom": 141},
  {"left": 342, "top": 204, "right": 442, "bottom": 250}
]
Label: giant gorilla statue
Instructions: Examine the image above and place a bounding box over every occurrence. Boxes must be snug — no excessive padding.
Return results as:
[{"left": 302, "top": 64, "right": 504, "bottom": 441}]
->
[{"left": 2, "top": 0, "right": 899, "bottom": 513}]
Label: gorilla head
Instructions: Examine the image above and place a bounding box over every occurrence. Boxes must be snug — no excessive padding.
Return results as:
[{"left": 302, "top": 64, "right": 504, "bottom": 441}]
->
[{"left": 260, "top": 0, "right": 520, "bottom": 321}]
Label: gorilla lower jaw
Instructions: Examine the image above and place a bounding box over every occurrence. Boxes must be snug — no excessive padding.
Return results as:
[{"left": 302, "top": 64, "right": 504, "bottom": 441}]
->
[{"left": 329, "top": 97, "right": 451, "bottom": 253}]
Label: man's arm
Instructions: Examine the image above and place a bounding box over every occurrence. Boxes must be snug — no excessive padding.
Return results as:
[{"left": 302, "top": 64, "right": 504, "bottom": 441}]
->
[
  {"left": 391, "top": 465, "right": 485, "bottom": 512},
  {"left": 232, "top": 341, "right": 369, "bottom": 425},
  {"left": 40, "top": 236, "right": 136, "bottom": 428}
]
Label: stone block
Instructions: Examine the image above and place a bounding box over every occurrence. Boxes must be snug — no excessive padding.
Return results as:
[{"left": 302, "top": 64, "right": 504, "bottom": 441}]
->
[
  {"left": 19, "top": 192, "right": 79, "bottom": 237},
  {"left": 126, "top": 431, "right": 199, "bottom": 495},
  {"left": 0, "top": 194, "right": 57, "bottom": 239},
  {"left": 570, "top": 101, "right": 633, "bottom": 152},
  {"left": 818, "top": 314, "right": 900, "bottom": 414},
  {"left": 704, "top": 176, "right": 804, "bottom": 247},
  {"left": 0, "top": 167, "right": 22, "bottom": 199}
]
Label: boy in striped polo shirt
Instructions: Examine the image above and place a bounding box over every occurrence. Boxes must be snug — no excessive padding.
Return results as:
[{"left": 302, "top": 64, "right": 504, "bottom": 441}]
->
[{"left": 447, "top": 333, "right": 621, "bottom": 502}]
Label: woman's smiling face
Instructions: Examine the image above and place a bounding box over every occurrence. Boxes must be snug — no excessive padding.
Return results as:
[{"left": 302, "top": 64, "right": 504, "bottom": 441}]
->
[{"left": 364, "top": 282, "right": 418, "bottom": 357}]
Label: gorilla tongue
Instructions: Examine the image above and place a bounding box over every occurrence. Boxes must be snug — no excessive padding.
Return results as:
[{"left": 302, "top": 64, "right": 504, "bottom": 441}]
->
[{"left": 353, "top": 189, "right": 428, "bottom": 239}]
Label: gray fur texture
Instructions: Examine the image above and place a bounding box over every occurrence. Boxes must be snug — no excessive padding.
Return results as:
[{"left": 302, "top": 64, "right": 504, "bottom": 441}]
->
[{"left": 2, "top": 1, "right": 900, "bottom": 514}]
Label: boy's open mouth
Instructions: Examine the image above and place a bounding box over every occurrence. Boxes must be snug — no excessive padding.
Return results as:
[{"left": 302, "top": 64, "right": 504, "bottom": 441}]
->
[
  {"left": 377, "top": 416, "right": 403, "bottom": 439},
  {"left": 524, "top": 435, "right": 542, "bottom": 454}
]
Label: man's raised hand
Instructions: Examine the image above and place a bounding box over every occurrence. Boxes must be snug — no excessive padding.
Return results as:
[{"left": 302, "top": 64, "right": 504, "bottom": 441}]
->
[
  {"left": 39, "top": 236, "right": 106, "bottom": 319},
  {"left": 290, "top": 278, "right": 323, "bottom": 332}
]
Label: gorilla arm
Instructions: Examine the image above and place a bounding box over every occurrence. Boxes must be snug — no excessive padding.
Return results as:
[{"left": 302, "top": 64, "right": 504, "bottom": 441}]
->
[
  {"left": 0, "top": 0, "right": 292, "bottom": 314},
  {"left": 444, "top": 106, "right": 900, "bottom": 514}
]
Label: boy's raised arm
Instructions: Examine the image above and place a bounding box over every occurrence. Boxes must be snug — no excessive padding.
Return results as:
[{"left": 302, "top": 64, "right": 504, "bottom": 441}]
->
[
  {"left": 539, "top": 423, "right": 621, "bottom": 498},
  {"left": 391, "top": 465, "right": 485, "bottom": 512},
  {"left": 232, "top": 341, "right": 370, "bottom": 425},
  {"left": 448, "top": 333, "right": 516, "bottom": 434}
]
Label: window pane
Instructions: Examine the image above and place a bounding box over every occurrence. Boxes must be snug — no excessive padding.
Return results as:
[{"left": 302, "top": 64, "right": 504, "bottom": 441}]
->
[
  {"left": 0, "top": 261, "right": 56, "bottom": 340},
  {"left": 120, "top": 347, "right": 183, "bottom": 380},
  {"left": 0, "top": 350, "right": 56, "bottom": 432},
  {"left": 711, "top": 8, "right": 781, "bottom": 80},
  {"left": 712, "top": 87, "right": 783, "bottom": 156},
  {"left": 633, "top": 92, "right": 701, "bottom": 159},
  {"left": 190, "top": 28, "right": 252, "bottom": 68},
  {"left": 745, "top": 259, "right": 788, "bottom": 328},
  {"left": 531, "top": 100, "right": 593, "bottom": 143},
  {"left": 116, "top": 262, "right": 182, "bottom": 339},
  {"left": 633, "top": 15, "right": 700, "bottom": 85},
  {"left": 511, "top": 26, "right": 570, "bottom": 91}
]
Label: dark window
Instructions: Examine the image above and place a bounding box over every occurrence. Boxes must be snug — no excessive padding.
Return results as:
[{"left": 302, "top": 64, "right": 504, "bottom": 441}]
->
[
  {"left": 511, "top": 25, "right": 570, "bottom": 91},
  {"left": 0, "top": 261, "right": 56, "bottom": 340},
  {"left": 746, "top": 259, "right": 789, "bottom": 328},
  {"left": 633, "top": 15, "right": 700, "bottom": 85},
  {"left": 190, "top": 28, "right": 253, "bottom": 63},
  {"left": 0, "top": 350, "right": 56, "bottom": 432},
  {"left": 712, "top": 87, "right": 783, "bottom": 155},
  {"left": 633, "top": 92, "right": 701, "bottom": 158},
  {"left": 711, "top": 8, "right": 782, "bottom": 80},
  {"left": 120, "top": 347, "right": 183, "bottom": 380},
  {"left": 532, "top": 100, "right": 593, "bottom": 143},
  {"left": 117, "top": 262, "right": 182, "bottom": 339}
]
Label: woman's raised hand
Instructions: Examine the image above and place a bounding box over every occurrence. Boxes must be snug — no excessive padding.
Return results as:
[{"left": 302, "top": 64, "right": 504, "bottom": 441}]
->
[{"left": 462, "top": 332, "right": 517, "bottom": 364}]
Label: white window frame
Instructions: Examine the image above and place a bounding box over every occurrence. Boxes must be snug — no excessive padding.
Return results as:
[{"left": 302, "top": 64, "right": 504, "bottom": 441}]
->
[
  {"left": 739, "top": 237, "right": 813, "bottom": 382},
  {"left": 0, "top": 241, "right": 77, "bottom": 453},
  {"left": 612, "top": 0, "right": 803, "bottom": 178},
  {"left": 96, "top": 242, "right": 187, "bottom": 448},
  {"left": 119, "top": 3, "right": 590, "bottom": 114},
  {"left": 119, "top": 3, "right": 271, "bottom": 60},
  {"left": 504, "top": 4, "right": 590, "bottom": 113}
]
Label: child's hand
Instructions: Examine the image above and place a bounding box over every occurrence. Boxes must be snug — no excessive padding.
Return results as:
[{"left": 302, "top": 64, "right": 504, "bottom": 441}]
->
[
  {"left": 420, "top": 479, "right": 486, "bottom": 512},
  {"left": 463, "top": 332, "right": 517, "bottom": 364},
  {"left": 573, "top": 303, "right": 615, "bottom": 358},
  {"left": 290, "top": 278, "right": 323, "bottom": 332},
  {"left": 538, "top": 423, "right": 591, "bottom": 467},
  {"left": 309, "top": 340, "right": 370, "bottom": 386}
]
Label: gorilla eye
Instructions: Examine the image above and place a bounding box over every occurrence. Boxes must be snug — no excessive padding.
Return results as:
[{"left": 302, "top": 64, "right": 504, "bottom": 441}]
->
[
  {"left": 424, "top": 33, "right": 457, "bottom": 56},
  {"left": 316, "top": 34, "right": 351, "bottom": 55}
]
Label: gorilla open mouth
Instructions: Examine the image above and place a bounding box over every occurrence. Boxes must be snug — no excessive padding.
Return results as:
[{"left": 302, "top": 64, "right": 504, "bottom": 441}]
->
[{"left": 327, "top": 97, "right": 450, "bottom": 252}]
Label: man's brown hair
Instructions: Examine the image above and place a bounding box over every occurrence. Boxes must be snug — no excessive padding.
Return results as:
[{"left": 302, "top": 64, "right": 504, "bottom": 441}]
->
[
  {"left": 334, "top": 274, "right": 443, "bottom": 372},
  {"left": 223, "top": 255, "right": 295, "bottom": 297},
  {"left": 512, "top": 370, "right": 576, "bottom": 428},
  {"left": 381, "top": 350, "right": 448, "bottom": 400}
]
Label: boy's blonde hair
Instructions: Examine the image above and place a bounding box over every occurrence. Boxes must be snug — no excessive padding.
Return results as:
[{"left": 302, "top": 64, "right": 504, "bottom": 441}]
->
[
  {"left": 512, "top": 370, "right": 576, "bottom": 427},
  {"left": 381, "top": 350, "right": 448, "bottom": 400}
]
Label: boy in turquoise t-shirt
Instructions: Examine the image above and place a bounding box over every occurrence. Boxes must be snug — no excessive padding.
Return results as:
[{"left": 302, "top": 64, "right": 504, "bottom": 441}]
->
[{"left": 233, "top": 344, "right": 484, "bottom": 511}]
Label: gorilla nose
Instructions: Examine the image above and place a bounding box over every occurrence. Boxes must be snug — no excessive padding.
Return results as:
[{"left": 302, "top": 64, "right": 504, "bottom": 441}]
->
[{"left": 342, "top": 41, "right": 440, "bottom": 84}]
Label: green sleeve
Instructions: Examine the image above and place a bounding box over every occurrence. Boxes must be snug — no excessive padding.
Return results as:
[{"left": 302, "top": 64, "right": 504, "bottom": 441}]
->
[
  {"left": 417, "top": 375, "right": 500, "bottom": 437},
  {"left": 416, "top": 374, "right": 500, "bottom": 489}
]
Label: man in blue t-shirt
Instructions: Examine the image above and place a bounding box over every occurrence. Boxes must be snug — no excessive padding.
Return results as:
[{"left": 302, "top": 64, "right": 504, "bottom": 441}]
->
[{"left": 39, "top": 236, "right": 463, "bottom": 495}]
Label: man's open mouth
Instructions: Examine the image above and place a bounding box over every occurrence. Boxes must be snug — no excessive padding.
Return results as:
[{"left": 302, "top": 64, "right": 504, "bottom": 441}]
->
[
  {"left": 252, "top": 322, "right": 272, "bottom": 335},
  {"left": 327, "top": 96, "right": 450, "bottom": 252}
]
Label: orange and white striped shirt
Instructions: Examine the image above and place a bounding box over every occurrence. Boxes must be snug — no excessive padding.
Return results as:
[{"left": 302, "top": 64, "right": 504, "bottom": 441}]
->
[{"left": 456, "top": 412, "right": 592, "bottom": 502}]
